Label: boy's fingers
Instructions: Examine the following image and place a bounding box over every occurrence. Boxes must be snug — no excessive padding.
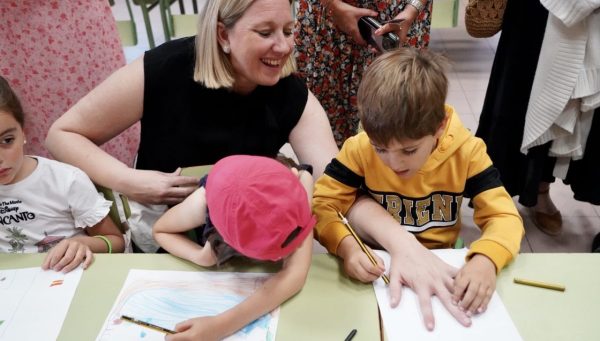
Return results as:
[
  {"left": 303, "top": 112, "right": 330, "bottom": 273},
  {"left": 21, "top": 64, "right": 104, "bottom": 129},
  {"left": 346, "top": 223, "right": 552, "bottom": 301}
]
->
[
  {"left": 467, "top": 289, "right": 485, "bottom": 315},
  {"left": 370, "top": 248, "right": 387, "bottom": 271},
  {"left": 353, "top": 259, "right": 378, "bottom": 282},
  {"left": 460, "top": 283, "right": 478, "bottom": 313},
  {"left": 469, "top": 285, "right": 492, "bottom": 315},
  {"left": 438, "top": 290, "right": 471, "bottom": 327},
  {"left": 360, "top": 254, "right": 384, "bottom": 277},
  {"left": 452, "top": 275, "right": 468, "bottom": 304},
  {"left": 478, "top": 291, "right": 493, "bottom": 314}
]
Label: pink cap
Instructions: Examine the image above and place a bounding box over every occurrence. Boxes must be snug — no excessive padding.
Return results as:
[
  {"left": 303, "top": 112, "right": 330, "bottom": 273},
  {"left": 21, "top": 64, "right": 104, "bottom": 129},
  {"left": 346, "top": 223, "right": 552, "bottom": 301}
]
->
[{"left": 205, "top": 155, "right": 316, "bottom": 261}]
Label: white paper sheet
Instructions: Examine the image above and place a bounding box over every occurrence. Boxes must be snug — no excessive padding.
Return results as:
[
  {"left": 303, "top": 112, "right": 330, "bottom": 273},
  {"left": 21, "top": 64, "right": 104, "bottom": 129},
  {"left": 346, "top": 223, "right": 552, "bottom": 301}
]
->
[
  {"left": 96, "top": 270, "right": 279, "bottom": 341},
  {"left": 373, "top": 249, "right": 522, "bottom": 341},
  {"left": 0, "top": 267, "right": 83, "bottom": 341}
]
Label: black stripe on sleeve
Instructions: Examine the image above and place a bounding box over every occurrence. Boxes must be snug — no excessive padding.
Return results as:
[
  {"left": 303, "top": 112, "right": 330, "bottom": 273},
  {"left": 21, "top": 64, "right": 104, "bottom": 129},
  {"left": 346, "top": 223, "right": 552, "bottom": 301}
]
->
[
  {"left": 464, "top": 165, "right": 503, "bottom": 198},
  {"left": 324, "top": 158, "right": 365, "bottom": 189}
]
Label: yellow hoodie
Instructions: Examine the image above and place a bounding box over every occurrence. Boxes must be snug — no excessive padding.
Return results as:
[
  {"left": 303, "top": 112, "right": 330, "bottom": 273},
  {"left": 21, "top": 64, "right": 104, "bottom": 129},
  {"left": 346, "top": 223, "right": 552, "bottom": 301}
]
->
[{"left": 312, "top": 106, "right": 524, "bottom": 272}]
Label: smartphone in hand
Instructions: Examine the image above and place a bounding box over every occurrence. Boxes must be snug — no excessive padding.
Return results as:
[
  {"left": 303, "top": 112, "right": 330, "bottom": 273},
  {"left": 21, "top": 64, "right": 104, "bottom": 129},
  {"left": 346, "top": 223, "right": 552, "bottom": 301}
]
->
[{"left": 358, "top": 17, "right": 400, "bottom": 52}]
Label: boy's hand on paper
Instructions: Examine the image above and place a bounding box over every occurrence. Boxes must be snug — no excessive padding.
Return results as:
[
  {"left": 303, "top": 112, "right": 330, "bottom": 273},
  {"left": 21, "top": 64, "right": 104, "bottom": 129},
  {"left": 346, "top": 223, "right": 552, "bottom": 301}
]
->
[
  {"left": 42, "top": 239, "right": 93, "bottom": 273},
  {"left": 387, "top": 238, "right": 471, "bottom": 331},
  {"left": 166, "top": 316, "right": 221, "bottom": 341},
  {"left": 328, "top": 1, "right": 377, "bottom": 45},
  {"left": 453, "top": 254, "right": 496, "bottom": 316},
  {"left": 338, "top": 236, "right": 386, "bottom": 282},
  {"left": 124, "top": 168, "right": 199, "bottom": 206}
]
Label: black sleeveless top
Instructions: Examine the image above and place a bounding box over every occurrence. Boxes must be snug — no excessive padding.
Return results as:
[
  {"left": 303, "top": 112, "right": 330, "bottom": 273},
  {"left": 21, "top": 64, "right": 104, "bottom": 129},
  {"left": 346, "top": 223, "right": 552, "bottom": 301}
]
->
[{"left": 138, "top": 37, "right": 309, "bottom": 172}]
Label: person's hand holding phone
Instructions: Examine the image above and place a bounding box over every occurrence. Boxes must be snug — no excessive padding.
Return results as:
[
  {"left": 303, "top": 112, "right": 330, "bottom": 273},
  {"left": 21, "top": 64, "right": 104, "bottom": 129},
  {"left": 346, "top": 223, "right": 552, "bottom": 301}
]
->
[
  {"left": 327, "top": 1, "right": 377, "bottom": 45},
  {"left": 375, "top": 4, "right": 421, "bottom": 44},
  {"left": 358, "top": 17, "right": 400, "bottom": 53}
]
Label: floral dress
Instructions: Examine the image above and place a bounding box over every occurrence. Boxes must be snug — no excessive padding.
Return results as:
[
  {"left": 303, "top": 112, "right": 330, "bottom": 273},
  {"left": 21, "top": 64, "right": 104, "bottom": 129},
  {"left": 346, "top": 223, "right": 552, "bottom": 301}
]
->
[
  {"left": 295, "top": 0, "right": 432, "bottom": 146},
  {"left": 0, "top": 0, "right": 140, "bottom": 166}
]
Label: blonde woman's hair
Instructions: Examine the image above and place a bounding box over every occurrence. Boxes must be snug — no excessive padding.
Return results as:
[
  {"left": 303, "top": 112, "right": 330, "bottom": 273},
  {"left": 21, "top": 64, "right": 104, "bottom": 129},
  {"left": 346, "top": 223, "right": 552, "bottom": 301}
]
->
[
  {"left": 358, "top": 48, "right": 449, "bottom": 145},
  {"left": 194, "top": 0, "right": 296, "bottom": 89}
]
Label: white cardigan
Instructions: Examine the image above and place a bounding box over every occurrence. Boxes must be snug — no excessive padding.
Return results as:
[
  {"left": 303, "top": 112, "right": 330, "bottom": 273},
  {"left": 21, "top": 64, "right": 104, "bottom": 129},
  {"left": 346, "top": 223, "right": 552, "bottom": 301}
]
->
[{"left": 521, "top": 0, "right": 600, "bottom": 178}]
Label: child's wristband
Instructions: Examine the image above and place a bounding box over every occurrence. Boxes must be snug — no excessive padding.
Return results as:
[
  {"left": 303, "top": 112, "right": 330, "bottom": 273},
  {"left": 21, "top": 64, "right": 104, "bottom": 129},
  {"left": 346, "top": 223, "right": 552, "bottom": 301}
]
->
[{"left": 94, "top": 235, "right": 113, "bottom": 254}]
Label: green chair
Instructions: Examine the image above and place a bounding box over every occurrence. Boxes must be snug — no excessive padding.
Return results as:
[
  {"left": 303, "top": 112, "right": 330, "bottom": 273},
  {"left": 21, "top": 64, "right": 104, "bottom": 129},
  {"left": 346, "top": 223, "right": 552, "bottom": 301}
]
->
[
  {"left": 129, "top": 0, "right": 162, "bottom": 48},
  {"left": 95, "top": 184, "right": 132, "bottom": 234},
  {"left": 431, "top": 0, "right": 460, "bottom": 28},
  {"left": 109, "top": 0, "right": 138, "bottom": 46},
  {"left": 159, "top": 0, "right": 198, "bottom": 40},
  {"left": 454, "top": 237, "right": 464, "bottom": 249}
]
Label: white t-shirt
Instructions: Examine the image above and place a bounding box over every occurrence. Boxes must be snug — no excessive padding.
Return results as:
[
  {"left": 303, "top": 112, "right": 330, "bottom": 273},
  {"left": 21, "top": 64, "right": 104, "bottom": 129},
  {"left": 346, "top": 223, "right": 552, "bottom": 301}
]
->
[{"left": 0, "top": 157, "right": 111, "bottom": 253}]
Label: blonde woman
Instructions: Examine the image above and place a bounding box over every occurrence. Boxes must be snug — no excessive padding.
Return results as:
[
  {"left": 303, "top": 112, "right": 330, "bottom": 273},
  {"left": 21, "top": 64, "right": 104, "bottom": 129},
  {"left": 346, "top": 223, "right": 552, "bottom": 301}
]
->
[{"left": 46, "top": 0, "right": 338, "bottom": 253}]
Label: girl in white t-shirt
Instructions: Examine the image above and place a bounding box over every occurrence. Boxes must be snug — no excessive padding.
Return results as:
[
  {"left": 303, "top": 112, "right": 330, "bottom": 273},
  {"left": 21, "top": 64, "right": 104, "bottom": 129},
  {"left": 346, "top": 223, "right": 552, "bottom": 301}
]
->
[{"left": 0, "top": 76, "right": 124, "bottom": 272}]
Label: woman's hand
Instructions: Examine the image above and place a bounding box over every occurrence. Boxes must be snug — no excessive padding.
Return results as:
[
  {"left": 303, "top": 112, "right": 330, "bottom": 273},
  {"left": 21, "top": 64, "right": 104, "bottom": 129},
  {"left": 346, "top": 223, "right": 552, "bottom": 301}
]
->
[
  {"left": 374, "top": 4, "right": 420, "bottom": 44},
  {"left": 328, "top": 1, "right": 378, "bottom": 45},
  {"left": 386, "top": 236, "right": 472, "bottom": 331},
  {"left": 123, "top": 168, "right": 199, "bottom": 205},
  {"left": 42, "top": 239, "right": 94, "bottom": 273}
]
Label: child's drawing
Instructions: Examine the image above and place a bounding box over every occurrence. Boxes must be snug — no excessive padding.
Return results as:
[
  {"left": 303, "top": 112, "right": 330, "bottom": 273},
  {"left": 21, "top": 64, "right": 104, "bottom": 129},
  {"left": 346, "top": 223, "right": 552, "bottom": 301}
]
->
[
  {"left": 0, "top": 267, "right": 82, "bottom": 341},
  {"left": 97, "top": 270, "right": 279, "bottom": 341}
]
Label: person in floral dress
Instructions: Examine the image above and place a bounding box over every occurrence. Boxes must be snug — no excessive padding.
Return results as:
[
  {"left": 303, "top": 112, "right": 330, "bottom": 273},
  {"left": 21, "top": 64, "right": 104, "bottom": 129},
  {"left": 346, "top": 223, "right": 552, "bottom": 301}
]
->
[
  {"left": 0, "top": 0, "right": 139, "bottom": 166},
  {"left": 295, "top": 0, "right": 432, "bottom": 146}
]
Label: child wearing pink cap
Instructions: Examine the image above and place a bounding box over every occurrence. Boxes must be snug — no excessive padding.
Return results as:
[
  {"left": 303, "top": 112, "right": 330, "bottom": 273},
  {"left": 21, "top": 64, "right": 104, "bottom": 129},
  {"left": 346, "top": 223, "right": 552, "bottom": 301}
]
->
[{"left": 153, "top": 154, "right": 316, "bottom": 340}]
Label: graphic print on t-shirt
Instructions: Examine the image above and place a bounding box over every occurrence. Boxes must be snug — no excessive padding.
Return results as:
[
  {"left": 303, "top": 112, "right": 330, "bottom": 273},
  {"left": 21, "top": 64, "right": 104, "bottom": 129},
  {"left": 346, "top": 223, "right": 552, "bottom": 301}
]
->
[
  {"left": 0, "top": 199, "right": 65, "bottom": 253},
  {"left": 1, "top": 199, "right": 32, "bottom": 253}
]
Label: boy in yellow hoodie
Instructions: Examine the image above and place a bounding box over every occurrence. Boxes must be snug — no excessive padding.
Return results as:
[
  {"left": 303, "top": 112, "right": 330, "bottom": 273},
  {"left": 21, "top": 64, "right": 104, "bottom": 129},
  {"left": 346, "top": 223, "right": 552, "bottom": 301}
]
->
[{"left": 313, "top": 48, "right": 524, "bottom": 331}]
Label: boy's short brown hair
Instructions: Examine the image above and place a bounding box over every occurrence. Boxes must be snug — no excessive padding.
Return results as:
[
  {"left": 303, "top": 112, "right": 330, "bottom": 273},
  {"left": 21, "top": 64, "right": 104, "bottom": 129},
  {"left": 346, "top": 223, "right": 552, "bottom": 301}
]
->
[{"left": 357, "top": 48, "right": 448, "bottom": 145}]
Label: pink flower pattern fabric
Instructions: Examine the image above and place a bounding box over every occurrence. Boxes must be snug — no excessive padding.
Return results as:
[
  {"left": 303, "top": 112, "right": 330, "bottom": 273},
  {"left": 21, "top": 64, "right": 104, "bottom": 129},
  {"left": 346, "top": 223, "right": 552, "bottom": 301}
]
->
[{"left": 0, "top": 0, "right": 140, "bottom": 166}]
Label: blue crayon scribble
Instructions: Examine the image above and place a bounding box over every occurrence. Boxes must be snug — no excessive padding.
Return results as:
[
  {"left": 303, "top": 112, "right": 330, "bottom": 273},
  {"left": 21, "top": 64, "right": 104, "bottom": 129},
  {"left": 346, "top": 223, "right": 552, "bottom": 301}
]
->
[{"left": 121, "top": 288, "right": 272, "bottom": 337}]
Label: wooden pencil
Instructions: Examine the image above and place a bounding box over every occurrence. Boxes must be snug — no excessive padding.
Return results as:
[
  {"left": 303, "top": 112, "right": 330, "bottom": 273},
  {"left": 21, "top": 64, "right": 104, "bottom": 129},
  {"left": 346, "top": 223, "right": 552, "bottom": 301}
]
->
[
  {"left": 513, "top": 278, "right": 565, "bottom": 292},
  {"left": 337, "top": 211, "right": 390, "bottom": 285},
  {"left": 121, "top": 315, "right": 175, "bottom": 334}
]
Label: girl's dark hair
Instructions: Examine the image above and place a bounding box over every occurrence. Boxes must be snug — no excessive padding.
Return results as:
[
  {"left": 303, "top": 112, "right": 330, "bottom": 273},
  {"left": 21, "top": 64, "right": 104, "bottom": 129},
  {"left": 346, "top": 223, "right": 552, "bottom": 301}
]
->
[{"left": 0, "top": 76, "right": 25, "bottom": 127}]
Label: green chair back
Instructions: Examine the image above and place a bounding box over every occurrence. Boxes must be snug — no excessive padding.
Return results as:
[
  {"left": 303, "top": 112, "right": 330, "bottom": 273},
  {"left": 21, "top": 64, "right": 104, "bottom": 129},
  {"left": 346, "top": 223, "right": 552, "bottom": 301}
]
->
[
  {"left": 109, "top": 0, "right": 139, "bottom": 46},
  {"left": 95, "top": 184, "right": 131, "bottom": 234}
]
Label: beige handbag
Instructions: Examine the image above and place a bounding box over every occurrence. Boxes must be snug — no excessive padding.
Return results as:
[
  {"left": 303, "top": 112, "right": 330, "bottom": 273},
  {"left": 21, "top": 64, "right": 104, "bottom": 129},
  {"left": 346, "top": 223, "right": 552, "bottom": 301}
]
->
[{"left": 465, "top": 0, "right": 507, "bottom": 38}]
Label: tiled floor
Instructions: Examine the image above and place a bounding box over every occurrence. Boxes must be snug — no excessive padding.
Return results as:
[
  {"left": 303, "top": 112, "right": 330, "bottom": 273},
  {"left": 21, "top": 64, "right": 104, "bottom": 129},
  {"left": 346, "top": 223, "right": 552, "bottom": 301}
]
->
[{"left": 111, "top": 0, "right": 600, "bottom": 253}]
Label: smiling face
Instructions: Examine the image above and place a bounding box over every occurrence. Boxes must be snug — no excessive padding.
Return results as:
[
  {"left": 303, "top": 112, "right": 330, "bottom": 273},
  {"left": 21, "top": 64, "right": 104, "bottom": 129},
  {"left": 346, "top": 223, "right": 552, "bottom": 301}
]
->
[
  {"left": 217, "top": 0, "right": 294, "bottom": 94},
  {"left": 0, "top": 111, "right": 27, "bottom": 185}
]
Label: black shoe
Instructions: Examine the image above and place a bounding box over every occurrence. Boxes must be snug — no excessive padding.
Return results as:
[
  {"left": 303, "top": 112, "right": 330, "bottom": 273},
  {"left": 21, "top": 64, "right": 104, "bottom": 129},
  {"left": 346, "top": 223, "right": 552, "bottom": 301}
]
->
[{"left": 592, "top": 232, "right": 600, "bottom": 253}]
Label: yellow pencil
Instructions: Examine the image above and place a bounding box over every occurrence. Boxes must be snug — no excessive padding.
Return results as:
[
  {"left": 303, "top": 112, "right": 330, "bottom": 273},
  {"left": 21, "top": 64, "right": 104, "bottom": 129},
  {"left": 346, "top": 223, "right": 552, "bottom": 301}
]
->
[
  {"left": 513, "top": 278, "right": 565, "bottom": 292},
  {"left": 337, "top": 211, "right": 390, "bottom": 285},
  {"left": 121, "top": 315, "right": 175, "bottom": 334}
]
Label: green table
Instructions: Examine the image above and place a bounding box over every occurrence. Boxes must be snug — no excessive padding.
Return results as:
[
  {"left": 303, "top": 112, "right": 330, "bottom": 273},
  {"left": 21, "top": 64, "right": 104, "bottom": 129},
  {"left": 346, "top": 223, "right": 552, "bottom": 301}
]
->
[
  {"left": 497, "top": 253, "right": 600, "bottom": 341},
  {"left": 0, "top": 253, "right": 379, "bottom": 340}
]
